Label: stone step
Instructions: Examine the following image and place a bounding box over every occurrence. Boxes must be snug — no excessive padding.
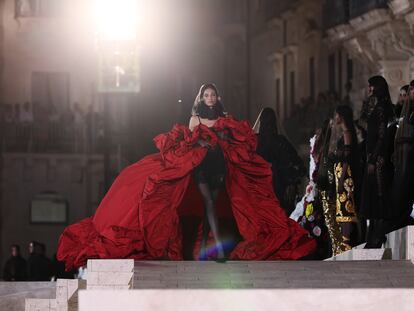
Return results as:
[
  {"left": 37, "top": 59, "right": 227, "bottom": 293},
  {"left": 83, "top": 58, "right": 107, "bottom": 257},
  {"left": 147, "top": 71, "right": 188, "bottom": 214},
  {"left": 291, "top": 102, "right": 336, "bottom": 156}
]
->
[
  {"left": 132, "top": 260, "right": 414, "bottom": 289},
  {"left": 79, "top": 289, "right": 414, "bottom": 311},
  {"left": 0, "top": 282, "right": 55, "bottom": 311},
  {"left": 25, "top": 279, "right": 85, "bottom": 311}
]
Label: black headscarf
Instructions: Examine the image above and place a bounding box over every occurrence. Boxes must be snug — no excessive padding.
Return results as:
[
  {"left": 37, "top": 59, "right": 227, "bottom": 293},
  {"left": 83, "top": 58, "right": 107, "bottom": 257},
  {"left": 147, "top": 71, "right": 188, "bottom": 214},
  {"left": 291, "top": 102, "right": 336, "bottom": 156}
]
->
[{"left": 368, "top": 75, "right": 394, "bottom": 120}]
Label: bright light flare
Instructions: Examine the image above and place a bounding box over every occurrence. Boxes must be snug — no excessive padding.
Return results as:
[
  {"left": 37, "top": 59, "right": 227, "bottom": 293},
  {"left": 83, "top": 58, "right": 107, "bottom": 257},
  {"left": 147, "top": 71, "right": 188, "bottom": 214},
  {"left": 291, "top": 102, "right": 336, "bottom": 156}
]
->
[{"left": 93, "top": 0, "right": 139, "bottom": 41}]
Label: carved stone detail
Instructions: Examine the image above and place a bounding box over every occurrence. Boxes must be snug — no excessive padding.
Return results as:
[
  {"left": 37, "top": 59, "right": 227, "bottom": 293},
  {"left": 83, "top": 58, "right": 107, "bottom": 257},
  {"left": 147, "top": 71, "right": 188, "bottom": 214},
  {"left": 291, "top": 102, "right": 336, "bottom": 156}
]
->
[
  {"left": 267, "top": 52, "right": 283, "bottom": 79},
  {"left": 349, "top": 9, "right": 391, "bottom": 32},
  {"left": 388, "top": 0, "right": 414, "bottom": 16}
]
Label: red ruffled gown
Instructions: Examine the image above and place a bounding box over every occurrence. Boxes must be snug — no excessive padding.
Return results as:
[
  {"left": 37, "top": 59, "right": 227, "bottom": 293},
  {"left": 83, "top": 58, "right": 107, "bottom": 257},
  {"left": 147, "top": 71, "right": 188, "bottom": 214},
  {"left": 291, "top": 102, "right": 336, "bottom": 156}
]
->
[{"left": 57, "top": 117, "right": 316, "bottom": 270}]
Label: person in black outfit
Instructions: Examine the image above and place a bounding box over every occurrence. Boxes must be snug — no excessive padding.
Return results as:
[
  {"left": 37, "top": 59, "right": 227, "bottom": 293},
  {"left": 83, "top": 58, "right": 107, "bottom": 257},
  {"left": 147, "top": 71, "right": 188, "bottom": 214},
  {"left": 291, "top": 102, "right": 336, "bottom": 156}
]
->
[
  {"left": 332, "top": 105, "right": 360, "bottom": 248},
  {"left": 392, "top": 80, "right": 414, "bottom": 230},
  {"left": 189, "top": 83, "right": 227, "bottom": 261},
  {"left": 394, "top": 85, "right": 409, "bottom": 118},
  {"left": 255, "top": 107, "right": 306, "bottom": 215},
  {"left": 27, "top": 241, "right": 53, "bottom": 281},
  {"left": 3, "top": 245, "right": 27, "bottom": 281},
  {"left": 360, "top": 76, "right": 394, "bottom": 248}
]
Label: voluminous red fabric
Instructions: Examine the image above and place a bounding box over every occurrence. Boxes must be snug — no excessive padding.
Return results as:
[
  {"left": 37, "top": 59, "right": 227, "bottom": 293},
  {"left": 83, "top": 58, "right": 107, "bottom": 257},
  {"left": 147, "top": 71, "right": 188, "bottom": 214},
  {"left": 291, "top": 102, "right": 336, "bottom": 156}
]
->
[{"left": 57, "top": 118, "right": 316, "bottom": 270}]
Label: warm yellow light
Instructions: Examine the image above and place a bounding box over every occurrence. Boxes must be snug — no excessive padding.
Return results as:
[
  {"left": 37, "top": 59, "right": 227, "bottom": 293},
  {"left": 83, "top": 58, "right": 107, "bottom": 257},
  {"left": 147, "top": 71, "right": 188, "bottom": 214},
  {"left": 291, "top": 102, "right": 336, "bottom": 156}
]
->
[{"left": 93, "top": 0, "right": 139, "bottom": 41}]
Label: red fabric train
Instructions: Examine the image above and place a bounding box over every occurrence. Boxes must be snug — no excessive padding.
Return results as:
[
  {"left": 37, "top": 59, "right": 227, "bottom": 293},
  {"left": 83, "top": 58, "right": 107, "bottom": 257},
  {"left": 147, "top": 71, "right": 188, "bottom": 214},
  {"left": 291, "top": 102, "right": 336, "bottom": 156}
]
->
[{"left": 57, "top": 117, "right": 316, "bottom": 270}]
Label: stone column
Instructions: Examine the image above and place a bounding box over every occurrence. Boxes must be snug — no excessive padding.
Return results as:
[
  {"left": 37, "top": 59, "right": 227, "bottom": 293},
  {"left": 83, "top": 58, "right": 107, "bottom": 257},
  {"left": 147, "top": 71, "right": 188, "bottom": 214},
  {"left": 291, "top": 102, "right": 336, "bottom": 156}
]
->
[{"left": 268, "top": 52, "right": 284, "bottom": 119}]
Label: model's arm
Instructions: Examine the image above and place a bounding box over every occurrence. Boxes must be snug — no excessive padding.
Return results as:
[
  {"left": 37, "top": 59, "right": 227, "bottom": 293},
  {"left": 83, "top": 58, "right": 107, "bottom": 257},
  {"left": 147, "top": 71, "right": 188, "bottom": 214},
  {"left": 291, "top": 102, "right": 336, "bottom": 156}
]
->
[{"left": 189, "top": 116, "right": 199, "bottom": 132}]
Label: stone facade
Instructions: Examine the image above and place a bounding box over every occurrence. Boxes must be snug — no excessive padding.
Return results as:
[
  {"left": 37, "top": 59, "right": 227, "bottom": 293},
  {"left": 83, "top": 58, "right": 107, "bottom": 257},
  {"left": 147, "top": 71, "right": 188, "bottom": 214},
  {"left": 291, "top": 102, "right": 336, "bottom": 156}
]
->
[
  {"left": 0, "top": 153, "right": 104, "bottom": 271},
  {"left": 0, "top": 0, "right": 249, "bottom": 276},
  {"left": 248, "top": 0, "right": 346, "bottom": 121},
  {"left": 326, "top": 0, "right": 414, "bottom": 106}
]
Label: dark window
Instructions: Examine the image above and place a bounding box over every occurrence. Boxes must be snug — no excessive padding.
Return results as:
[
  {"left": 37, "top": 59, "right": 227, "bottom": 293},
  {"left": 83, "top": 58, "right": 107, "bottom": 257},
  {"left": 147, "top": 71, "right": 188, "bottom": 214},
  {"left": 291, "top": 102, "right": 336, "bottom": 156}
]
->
[
  {"left": 328, "top": 53, "right": 336, "bottom": 92},
  {"left": 347, "top": 57, "right": 353, "bottom": 82},
  {"left": 290, "top": 71, "right": 295, "bottom": 109},
  {"left": 30, "top": 192, "right": 68, "bottom": 224}
]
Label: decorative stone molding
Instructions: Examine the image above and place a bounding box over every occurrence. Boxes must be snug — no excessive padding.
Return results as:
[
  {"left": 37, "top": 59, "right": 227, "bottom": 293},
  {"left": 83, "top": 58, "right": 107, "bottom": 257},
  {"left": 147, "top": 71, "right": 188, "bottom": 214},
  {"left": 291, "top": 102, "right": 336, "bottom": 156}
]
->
[
  {"left": 343, "top": 36, "right": 381, "bottom": 71},
  {"left": 389, "top": 0, "right": 414, "bottom": 16},
  {"left": 367, "top": 22, "right": 414, "bottom": 60},
  {"left": 267, "top": 51, "right": 283, "bottom": 79},
  {"left": 349, "top": 9, "right": 391, "bottom": 33},
  {"left": 326, "top": 24, "right": 354, "bottom": 44},
  {"left": 87, "top": 259, "right": 134, "bottom": 290},
  {"left": 380, "top": 60, "right": 410, "bottom": 94},
  {"left": 283, "top": 44, "right": 298, "bottom": 64}
]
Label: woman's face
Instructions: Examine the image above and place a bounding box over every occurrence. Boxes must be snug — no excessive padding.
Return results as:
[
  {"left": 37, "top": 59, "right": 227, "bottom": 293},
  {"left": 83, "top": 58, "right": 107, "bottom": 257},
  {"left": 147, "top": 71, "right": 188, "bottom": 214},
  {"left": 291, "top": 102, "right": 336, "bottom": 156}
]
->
[
  {"left": 334, "top": 112, "right": 342, "bottom": 125},
  {"left": 409, "top": 86, "right": 414, "bottom": 100},
  {"left": 368, "top": 85, "right": 374, "bottom": 97},
  {"left": 399, "top": 89, "right": 407, "bottom": 102},
  {"left": 202, "top": 88, "right": 217, "bottom": 107}
]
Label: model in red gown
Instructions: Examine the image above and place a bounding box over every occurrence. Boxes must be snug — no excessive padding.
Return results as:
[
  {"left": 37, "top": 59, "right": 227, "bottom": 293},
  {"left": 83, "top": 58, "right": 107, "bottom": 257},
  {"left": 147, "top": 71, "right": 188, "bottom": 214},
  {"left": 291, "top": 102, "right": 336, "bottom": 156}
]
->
[{"left": 57, "top": 103, "right": 316, "bottom": 272}]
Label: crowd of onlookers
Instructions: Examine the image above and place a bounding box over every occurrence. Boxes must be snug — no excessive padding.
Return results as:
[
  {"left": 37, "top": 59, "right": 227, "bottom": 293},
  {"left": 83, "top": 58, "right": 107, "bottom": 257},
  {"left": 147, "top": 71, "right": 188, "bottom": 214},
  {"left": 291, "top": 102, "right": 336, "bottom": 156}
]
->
[
  {"left": 255, "top": 77, "right": 414, "bottom": 259},
  {"left": 0, "top": 101, "right": 104, "bottom": 153},
  {"left": 2, "top": 242, "right": 76, "bottom": 282},
  {"left": 289, "top": 76, "right": 414, "bottom": 258}
]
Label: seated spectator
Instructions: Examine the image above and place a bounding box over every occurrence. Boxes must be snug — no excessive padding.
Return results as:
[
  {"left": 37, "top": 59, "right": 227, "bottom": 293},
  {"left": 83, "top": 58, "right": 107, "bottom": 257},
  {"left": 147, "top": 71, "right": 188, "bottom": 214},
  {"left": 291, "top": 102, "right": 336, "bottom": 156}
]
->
[
  {"left": 27, "top": 241, "right": 53, "bottom": 281},
  {"left": 3, "top": 244, "right": 27, "bottom": 281}
]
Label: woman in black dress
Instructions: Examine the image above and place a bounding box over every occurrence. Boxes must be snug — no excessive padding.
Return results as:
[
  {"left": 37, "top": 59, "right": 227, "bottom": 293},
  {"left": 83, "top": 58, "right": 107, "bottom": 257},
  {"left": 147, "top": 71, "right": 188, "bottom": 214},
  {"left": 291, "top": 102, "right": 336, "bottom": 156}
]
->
[
  {"left": 332, "top": 105, "right": 360, "bottom": 249},
  {"left": 360, "top": 76, "right": 394, "bottom": 248},
  {"left": 255, "top": 107, "right": 306, "bottom": 215},
  {"left": 189, "top": 83, "right": 226, "bottom": 260}
]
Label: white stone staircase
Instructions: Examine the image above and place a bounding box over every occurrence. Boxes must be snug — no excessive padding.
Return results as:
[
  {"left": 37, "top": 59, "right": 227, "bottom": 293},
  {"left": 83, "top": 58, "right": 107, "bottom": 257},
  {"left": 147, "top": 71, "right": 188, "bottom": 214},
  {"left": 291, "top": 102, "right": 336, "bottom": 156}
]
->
[
  {"left": 24, "top": 260, "right": 133, "bottom": 311},
  {"left": 25, "top": 279, "right": 86, "bottom": 311},
  {"left": 327, "top": 225, "right": 414, "bottom": 262},
  {"left": 17, "top": 225, "right": 414, "bottom": 311}
]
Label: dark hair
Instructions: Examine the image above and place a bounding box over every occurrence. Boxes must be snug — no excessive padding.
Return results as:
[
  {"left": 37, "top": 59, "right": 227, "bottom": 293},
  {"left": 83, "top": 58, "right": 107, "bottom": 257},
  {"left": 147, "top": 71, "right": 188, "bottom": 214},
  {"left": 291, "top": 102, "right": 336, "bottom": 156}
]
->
[
  {"left": 410, "top": 80, "right": 414, "bottom": 88},
  {"left": 192, "top": 83, "right": 225, "bottom": 119},
  {"left": 257, "top": 107, "right": 279, "bottom": 156},
  {"left": 368, "top": 76, "right": 392, "bottom": 103},
  {"left": 10, "top": 244, "right": 20, "bottom": 252},
  {"left": 335, "top": 105, "right": 358, "bottom": 148},
  {"left": 401, "top": 85, "right": 409, "bottom": 93},
  {"left": 368, "top": 75, "right": 394, "bottom": 119},
  {"left": 314, "top": 119, "right": 330, "bottom": 157},
  {"left": 258, "top": 107, "right": 278, "bottom": 136}
]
